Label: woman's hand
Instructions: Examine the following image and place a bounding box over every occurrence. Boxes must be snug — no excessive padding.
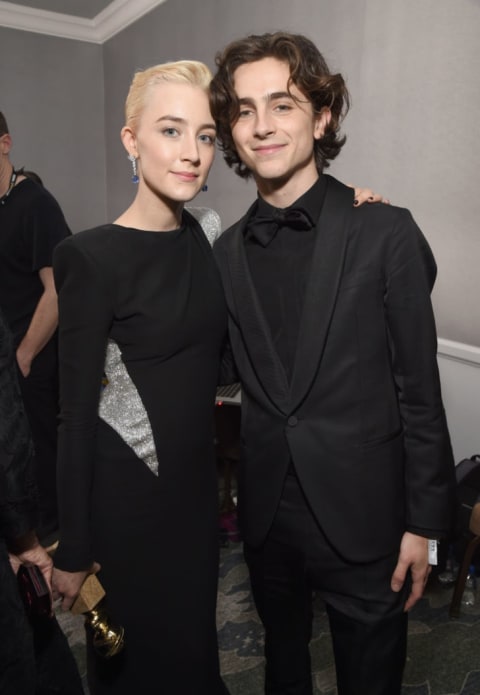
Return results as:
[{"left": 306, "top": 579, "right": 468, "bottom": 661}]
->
[
  {"left": 350, "top": 185, "right": 390, "bottom": 206},
  {"left": 52, "top": 562, "right": 101, "bottom": 611}
]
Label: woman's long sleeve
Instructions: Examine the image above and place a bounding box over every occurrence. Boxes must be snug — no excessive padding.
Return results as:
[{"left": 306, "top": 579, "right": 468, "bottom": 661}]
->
[{"left": 53, "top": 239, "right": 113, "bottom": 571}]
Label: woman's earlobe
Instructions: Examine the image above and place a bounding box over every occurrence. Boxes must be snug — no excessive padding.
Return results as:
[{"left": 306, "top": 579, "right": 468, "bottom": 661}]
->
[{"left": 120, "top": 126, "right": 137, "bottom": 156}]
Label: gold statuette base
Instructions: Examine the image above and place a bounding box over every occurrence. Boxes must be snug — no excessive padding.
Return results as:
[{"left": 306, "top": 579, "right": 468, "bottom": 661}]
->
[
  {"left": 71, "top": 574, "right": 105, "bottom": 615},
  {"left": 72, "top": 574, "right": 125, "bottom": 658}
]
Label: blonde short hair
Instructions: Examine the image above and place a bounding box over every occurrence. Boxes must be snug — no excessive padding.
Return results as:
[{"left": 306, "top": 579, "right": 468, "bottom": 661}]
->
[{"left": 124, "top": 60, "right": 213, "bottom": 131}]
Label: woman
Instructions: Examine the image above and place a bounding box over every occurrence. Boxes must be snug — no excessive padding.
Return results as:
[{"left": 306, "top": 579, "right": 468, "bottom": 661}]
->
[
  {"left": 51, "top": 59, "right": 384, "bottom": 693},
  {"left": 52, "top": 61, "right": 229, "bottom": 694}
]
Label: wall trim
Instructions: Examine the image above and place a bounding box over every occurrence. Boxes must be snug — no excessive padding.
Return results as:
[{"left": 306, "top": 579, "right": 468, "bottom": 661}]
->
[
  {"left": 437, "top": 339, "right": 480, "bottom": 463},
  {"left": 437, "top": 337, "right": 480, "bottom": 367},
  {"left": 0, "top": 0, "right": 167, "bottom": 43}
]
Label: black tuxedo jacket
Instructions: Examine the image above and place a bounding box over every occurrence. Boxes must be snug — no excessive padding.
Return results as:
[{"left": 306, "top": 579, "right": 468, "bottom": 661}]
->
[{"left": 213, "top": 175, "right": 455, "bottom": 562}]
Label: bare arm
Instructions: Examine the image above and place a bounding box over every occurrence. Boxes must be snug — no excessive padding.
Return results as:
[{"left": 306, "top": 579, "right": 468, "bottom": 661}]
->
[{"left": 16, "top": 266, "right": 58, "bottom": 377}]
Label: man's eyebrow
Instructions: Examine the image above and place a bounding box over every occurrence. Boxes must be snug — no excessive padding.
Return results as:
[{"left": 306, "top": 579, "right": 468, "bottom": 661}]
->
[
  {"left": 266, "top": 91, "right": 293, "bottom": 101},
  {"left": 237, "top": 91, "right": 294, "bottom": 105}
]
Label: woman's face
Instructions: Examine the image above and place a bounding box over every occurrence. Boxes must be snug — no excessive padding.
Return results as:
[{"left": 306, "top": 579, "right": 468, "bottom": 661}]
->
[{"left": 131, "top": 81, "right": 216, "bottom": 203}]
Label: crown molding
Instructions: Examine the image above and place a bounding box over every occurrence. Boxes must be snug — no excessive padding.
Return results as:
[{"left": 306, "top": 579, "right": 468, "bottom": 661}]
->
[{"left": 0, "top": 0, "right": 167, "bottom": 43}]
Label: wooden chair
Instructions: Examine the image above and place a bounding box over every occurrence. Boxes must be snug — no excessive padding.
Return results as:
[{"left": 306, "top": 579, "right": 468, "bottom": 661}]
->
[{"left": 449, "top": 502, "right": 480, "bottom": 618}]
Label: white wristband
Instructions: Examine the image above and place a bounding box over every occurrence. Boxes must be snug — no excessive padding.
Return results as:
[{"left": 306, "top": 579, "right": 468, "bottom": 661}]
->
[{"left": 428, "top": 539, "right": 438, "bottom": 565}]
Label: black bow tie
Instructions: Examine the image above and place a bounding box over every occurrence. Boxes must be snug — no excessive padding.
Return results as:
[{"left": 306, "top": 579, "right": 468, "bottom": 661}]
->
[{"left": 247, "top": 207, "right": 314, "bottom": 247}]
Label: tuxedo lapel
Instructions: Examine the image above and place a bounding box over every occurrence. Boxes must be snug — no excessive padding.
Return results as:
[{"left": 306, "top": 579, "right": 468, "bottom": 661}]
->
[
  {"left": 290, "top": 176, "right": 352, "bottom": 409},
  {"left": 226, "top": 207, "right": 290, "bottom": 414}
]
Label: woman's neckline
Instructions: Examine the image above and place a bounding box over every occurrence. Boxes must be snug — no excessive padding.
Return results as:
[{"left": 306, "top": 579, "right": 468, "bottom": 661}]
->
[{"left": 109, "top": 222, "right": 184, "bottom": 235}]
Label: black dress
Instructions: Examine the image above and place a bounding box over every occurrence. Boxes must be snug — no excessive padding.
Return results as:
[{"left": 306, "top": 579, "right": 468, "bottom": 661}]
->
[{"left": 53, "top": 211, "right": 228, "bottom": 694}]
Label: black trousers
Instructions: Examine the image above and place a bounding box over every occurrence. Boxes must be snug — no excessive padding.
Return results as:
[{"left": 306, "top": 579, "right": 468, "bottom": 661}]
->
[
  {"left": 17, "top": 337, "right": 59, "bottom": 543},
  {"left": 244, "top": 471, "right": 409, "bottom": 695}
]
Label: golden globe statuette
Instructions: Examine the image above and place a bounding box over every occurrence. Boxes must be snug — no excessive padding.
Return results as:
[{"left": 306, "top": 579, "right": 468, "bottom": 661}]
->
[
  {"left": 71, "top": 573, "right": 125, "bottom": 658},
  {"left": 47, "top": 540, "right": 125, "bottom": 658}
]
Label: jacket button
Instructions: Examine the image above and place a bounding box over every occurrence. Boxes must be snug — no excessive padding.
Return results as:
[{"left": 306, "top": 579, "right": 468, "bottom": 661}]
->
[{"left": 287, "top": 416, "right": 298, "bottom": 427}]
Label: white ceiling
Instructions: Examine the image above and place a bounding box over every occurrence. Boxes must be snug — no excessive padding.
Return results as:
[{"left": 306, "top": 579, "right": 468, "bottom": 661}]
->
[
  {"left": 4, "top": 0, "right": 113, "bottom": 20},
  {"left": 0, "top": 0, "right": 168, "bottom": 42}
]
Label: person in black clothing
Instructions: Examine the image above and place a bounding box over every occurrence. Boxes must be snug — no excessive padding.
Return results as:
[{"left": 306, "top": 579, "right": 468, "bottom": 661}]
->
[
  {"left": 0, "top": 305, "right": 84, "bottom": 695},
  {"left": 23, "top": 170, "right": 44, "bottom": 186},
  {"left": 210, "top": 32, "right": 455, "bottom": 695},
  {"left": 0, "top": 111, "right": 71, "bottom": 544},
  {"left": 51, "top": 61, "right": 229, "bottom": 695}
]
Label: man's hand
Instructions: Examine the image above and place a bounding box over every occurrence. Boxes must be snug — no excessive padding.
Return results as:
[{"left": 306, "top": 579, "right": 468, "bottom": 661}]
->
[
  {"left": 391, "top": 531, "right": 430, "bottom": 612},
  {"left": 8, "top": 531, "right": 54, "bottom": 594}
]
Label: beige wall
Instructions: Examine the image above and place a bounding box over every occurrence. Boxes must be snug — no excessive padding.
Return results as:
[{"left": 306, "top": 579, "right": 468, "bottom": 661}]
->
[
  {"left": 2, "top": 0, "right": 479, "bottom": 347},
  {"left": 0, "top": 27, "right": 106, "bottom": 232},
  {"left": 104, "top": 0, "right": 480, "bottom": 347}
]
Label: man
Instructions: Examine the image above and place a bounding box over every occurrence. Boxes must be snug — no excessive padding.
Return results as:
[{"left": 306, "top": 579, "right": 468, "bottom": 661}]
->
[
  {"left": 210, "top": 33, "right": 455, "bottom": 695},
  {"left": 0, "top": 111, "right": 71, "bottom": 544}
]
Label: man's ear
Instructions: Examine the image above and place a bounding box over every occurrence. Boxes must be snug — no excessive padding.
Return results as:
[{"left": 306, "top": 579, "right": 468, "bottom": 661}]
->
[
  {"left": 0, "top": 133, "right": 12, "bottom": 155},
  {"left": 120, "top": 126, "right": 137, "bottom": 158},
  {"left": 313, "top": 108, "right": 332, "bottom": 140}
]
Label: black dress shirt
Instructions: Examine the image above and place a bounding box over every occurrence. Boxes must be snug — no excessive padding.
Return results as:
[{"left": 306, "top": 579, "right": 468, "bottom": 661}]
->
[{"left": 244, "top": 176, "right": 327, "bottom": 382}]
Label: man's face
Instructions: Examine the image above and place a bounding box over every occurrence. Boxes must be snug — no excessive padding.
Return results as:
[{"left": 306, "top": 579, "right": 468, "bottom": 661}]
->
[{"left": 231, "top": 57, "right": 329, "bottom": 198}]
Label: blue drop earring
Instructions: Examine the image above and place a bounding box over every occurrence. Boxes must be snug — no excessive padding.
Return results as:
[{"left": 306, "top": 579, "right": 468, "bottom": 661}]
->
[
  {"left": 201, "top": 184, "right": 208, "bottom": 192},
  {"left": 128, "top": 154, "right": 139, "bottom": 184}
]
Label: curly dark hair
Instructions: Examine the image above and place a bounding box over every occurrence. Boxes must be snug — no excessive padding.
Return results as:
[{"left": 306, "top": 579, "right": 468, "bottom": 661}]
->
[
  {"left": 210, "top": 32, "right": 350, "bottom": 179},
  {"left": 0, "top": 112, "right": 9, "bottom": 137}
]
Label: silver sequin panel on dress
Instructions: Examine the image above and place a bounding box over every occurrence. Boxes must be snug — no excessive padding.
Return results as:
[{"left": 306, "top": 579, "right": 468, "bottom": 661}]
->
[
  {"left": 97, "top": 210, "right": 220, "bottom": 476},
  {"left": 187, "top": 206, "right": 222, "bottom": 247},
  {"left": 99, "top": 340, "right": 159, "bottom": 476}
]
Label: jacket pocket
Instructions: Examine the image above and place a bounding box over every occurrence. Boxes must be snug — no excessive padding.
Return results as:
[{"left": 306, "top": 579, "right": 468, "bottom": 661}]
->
[{"left": 361, "top": 428, "right": 403, "bottom": 451}]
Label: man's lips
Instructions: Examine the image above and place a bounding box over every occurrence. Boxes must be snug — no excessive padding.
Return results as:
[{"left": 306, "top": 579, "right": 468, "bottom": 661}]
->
[{"left": 252, "top": 144, "right": 286, "bottom": 155}]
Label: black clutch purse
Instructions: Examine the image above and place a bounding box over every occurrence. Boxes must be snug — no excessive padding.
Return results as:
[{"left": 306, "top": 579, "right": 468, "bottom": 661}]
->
[{"left": 17, "top": 564, "right": 53, "bottom": 622}]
